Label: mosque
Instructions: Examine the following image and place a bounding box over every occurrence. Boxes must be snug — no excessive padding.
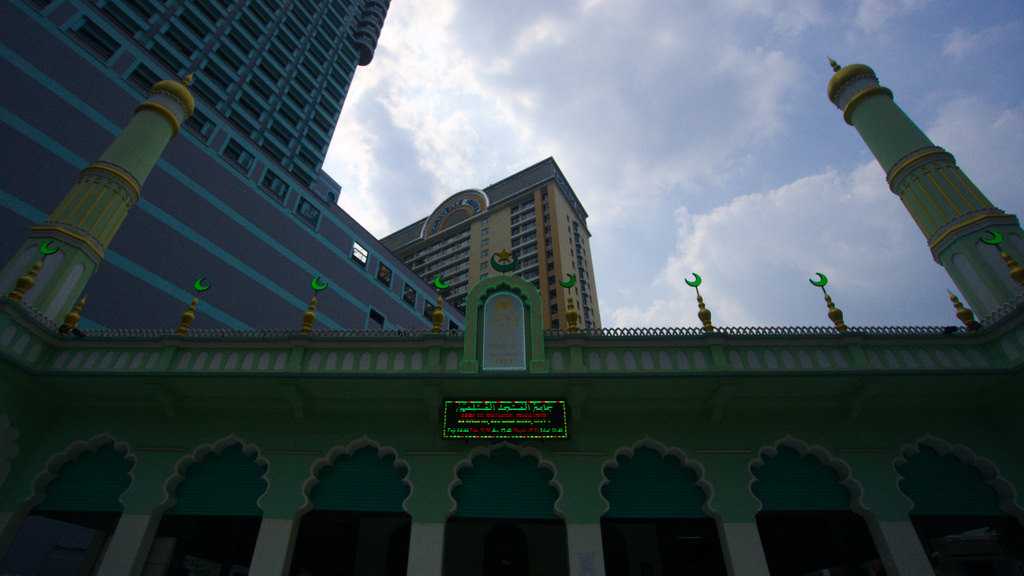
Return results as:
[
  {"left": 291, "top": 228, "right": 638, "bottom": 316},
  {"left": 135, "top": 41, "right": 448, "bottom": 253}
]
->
[{"left": 0, "top": 59, "right": 1022, "bottom": 575}]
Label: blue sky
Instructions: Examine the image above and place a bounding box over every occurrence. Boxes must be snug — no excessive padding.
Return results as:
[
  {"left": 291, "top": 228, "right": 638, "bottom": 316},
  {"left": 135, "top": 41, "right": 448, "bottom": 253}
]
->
[{"left": 323, "top": 0, "right": 1024, "bottom": 328}]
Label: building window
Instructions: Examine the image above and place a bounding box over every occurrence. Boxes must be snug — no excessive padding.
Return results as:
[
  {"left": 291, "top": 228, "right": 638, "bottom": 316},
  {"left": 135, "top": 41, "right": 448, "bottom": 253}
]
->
[
  {"left": 377, "top": 262, "right": 392, "bottom": 287},
  {"left": 550, "top": 303, "right": 558, "bottom": 314},
  {"left": 403, "top": 283, "right": 417, "bottom": 306},
  {"left": 423, "top": 302, "right": 435, "bottom": 320},
  {"left": 294, "top": 197, "right": 321, "bottom": 229},
  {"left": 368, "top": 308, "right": 385, "bottom": 330},
  {"left": 222, "top": 139, "right": 254, "bottom": 171},
  {"left": 261, "top": 171, "right": 289, "bottom": 203},
  {"left": 552, "top": 318, "right": 560, "bottom": 330},
  {"left": 449, "top": 320, "right": 459, "bottom": 332},
  {"left": 352, "top": 242, "right": 369, "bottom": 266},
  {"left": 71, "top": 18, "right": 120, "bottom": 61},
  {"left": 481, "top": 249, "right": 489, "bottom": 258},
  {"left": 128, "top": 63, "right": 160, "bottom": 93}
]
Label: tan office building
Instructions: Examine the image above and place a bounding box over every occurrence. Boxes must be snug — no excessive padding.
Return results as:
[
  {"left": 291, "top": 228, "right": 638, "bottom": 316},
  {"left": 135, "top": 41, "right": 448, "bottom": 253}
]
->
[{"left": 381, "top": 158, "right": 601, "bottom": 329}]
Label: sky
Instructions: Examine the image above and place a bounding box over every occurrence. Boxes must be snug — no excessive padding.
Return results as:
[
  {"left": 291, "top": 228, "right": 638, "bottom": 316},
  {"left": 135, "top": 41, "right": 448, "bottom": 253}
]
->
[{"left": 322, "top": 0, "right": 1024, "bottom": 329}]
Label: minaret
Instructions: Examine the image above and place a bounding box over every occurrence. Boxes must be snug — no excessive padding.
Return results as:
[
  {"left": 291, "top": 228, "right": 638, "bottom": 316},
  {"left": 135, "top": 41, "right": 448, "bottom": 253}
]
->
[
  {"left": 0, "top": 76, "right": 194, "bottom": 322},
  {"left": 827, "top": 59, "right": 1024, "bottom": 317}
]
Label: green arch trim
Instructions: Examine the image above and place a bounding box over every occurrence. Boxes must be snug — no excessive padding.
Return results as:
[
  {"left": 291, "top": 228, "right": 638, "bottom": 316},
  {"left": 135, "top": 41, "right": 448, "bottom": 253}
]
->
[
  {"left": 602, "top": 447, "right": 709, "bottom": 519},
  {"left": 452, "top": 446, "right": 560, "bottom": 519},
  {"left": 167, "top": 443, "right": 268, "bottom": 517},
  {"left": 36, "top": 443, "right": 133, "bottom": 513},
  {"left": 310, "top": 446, "right": 410, "bottom": 513},
  {"left": 897, "top": 444, "right": 1002, "bottom": 516},
  {"left": 752, "top": 446, "right": 851, "bottom": 511},
  {"left": 461, "top": 276, "right": 547, "bottom": 373}
]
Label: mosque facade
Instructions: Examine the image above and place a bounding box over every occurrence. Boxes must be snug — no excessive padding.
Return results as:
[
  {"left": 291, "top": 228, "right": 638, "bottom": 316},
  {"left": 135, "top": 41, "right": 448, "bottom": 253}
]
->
[{"left": 0, "top": 45, "right": 1022, "bottom": 576}]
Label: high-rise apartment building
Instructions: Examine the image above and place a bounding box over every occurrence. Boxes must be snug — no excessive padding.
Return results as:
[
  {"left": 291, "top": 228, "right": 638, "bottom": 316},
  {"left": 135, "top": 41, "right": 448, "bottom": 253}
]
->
[
  {"left": 382, "top": 158, "right": 601, "bottom": 330},
  {"left": 0, "top": 0, "right": 464, "bottom": 331}
]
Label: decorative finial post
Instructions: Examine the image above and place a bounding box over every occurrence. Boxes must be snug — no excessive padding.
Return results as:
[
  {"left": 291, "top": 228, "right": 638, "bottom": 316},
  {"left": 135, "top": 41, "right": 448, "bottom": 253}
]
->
[
  {"left": 7, "top": 240, "right": 60, "bottom": 303},
  {"left": 303, "top": 276, "right": 328, "bottom": 333},
  {"left": 432, "top": 293, "right": 445, "bottom": 333},
  {"left": 565, "top": 297, "right": 580, "bottom": 332},
  {"left": 980, "top": 230, "right": 1024, "bottom": 287},
  {"left": 176, "top": 298, "right": 198, "bottom": 336},
  {"left": 948, "top": 291, "right": 980, "bottom": 331},
  {"left": 182, "top": 72, "right": 194, "bottom": 86},
  {"left": 684, "top": 273, "right": 714, "bottom": 333},
  {"left": 810, "top": 272, "right": 848, "bottom": 332},
  {"left": 59, "top": 295, "right": 87, "bottom": 335},
  {"left": 828, "top": 57, "right": 841, "bottom": 72}
]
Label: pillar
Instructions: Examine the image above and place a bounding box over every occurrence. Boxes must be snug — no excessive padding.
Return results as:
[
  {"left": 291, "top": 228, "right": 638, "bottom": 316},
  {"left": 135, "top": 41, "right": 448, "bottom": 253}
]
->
[
  {"left": 94, "top": 514, "right": 160, "bottom": 576},
  {"left": 552, "top": 453, "right": 608, "bottom": 576},
  {"left": 407, "top": 521, "right": 445, "bottom": 576},
  {"left": 567, "top": 522, "right": 605, "bottom": 576},
  {"left": 827, "top": 60, "right": 1024, "bottom": 317},
  {"left": 0, "top": 75, "right": 194, "bottom": 322},
  {"left": 842, "top": 452, "right": 935, "bottom": 576},
  {"left": 248, "top": 517, "right": 298, "bottom": 576},
  {"left": 700, "top": 453, "right": 770, "bottom": 576}
]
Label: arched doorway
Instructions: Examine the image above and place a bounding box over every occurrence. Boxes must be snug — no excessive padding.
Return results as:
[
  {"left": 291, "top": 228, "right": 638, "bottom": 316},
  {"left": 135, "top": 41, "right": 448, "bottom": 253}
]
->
[
  {"left": 600, "top": 443, "right": 727, "bottom": 575},
  {"left": 897, "top": 441, "right": 1024, "bottom": 574},
  {"left": 290, "top": 444, "right": 412, "bottom": 575},
  {"left": 147, "top": 442, "right": 267, "bottom": 573},
  {"left": 444, "top": 445, "right": 568, "bottom": 576},
  {"left": 0, "top": 439, "right": 133, "bottom": 575},
  {"left": 752, "top": 443, "right": 886, "bottom": 575}
]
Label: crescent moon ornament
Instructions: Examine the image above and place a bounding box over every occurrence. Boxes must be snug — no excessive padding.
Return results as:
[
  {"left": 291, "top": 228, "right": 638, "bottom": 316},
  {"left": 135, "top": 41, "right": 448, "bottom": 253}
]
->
[
  {"left": 809, "top": 272, "right": 829, "bottom": 288},
  {"left": 981, "top": 230, "right": 1004, "bottom": 246},
  {"left": 432, "top": 275, "right": 449, "bottom": 290},
  {"left": 193, "top": 276, "right": 211, "bottom": 293},
  {"left": 559, "top": 273, "right": 577, "bottom": 288},
  {"left": 490, "top": 252, "right": 519, "bottom": 273},
  {"left": 684, "top": 273, "right": 702, "bottom": 288},
  {"left": 311, "top": 276, "right": 328, "bottom": 292},
  {"left": 39, "top": 240, "right": 59, "bottom": 256}
]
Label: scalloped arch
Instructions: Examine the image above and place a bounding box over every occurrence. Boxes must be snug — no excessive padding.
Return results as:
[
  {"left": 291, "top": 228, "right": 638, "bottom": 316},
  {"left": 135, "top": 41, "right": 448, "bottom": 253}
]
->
[
  {"left": 447, "top": 442, "right": 564, "bottom": 519},
  {"left": 895, "top": 435, "right": 1023, "bottom": 521},
  {"left": 298, "top": 435, "right": 412, "bottom": 516},
  {"left": 598, "top": 438, "right": 717, "bottom": 519},
  {"left": 23, "top": 433, "right": 136, "bottom": 512},
  {"left": 157, "top": 435, "right": 269, "bottom": 515},
  {"left": 749, "top": 436, "right": 867, "bottom": 514}
]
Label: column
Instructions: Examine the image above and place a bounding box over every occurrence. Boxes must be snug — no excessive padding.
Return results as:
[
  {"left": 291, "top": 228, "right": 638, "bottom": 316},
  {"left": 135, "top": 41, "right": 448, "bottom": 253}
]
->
[
  {"left": 407, "top": 521, "right": 445, "bottom": 576},
  {"left": 700, "top": 453, "right": 770, "bottom": 576},
  {"left": 567, "top": 522, "right": 605, "bottom": 576},
  {"left": 842, "top": 452, "right": 935, "bottom": 576},
  {"left": 248, "top": 517, "right": 298, "bottom": 576}
]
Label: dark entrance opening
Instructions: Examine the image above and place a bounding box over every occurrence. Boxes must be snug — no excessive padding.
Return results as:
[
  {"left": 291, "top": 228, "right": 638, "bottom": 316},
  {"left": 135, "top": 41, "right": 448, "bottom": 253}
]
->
[
  {"left": 600, "top": 518, "right": 727, "bottom": 576},
  {"left": 289, "top": 510, "right": 411, "bottom": 575},
  {"left": 911, "top": 515, "right": 1024, "bottom": 575},
  {"left": 149, "top": 515, "right": 262, "bottom": 574},
  {"left": 756, "top": 510, "right": 886, "bottom": 575},
  {"left": 443, "top": 517, "right": 568, "bottom": 576},
  {"left": 0, "top": 511, "right": 121, "bottom": 574}
]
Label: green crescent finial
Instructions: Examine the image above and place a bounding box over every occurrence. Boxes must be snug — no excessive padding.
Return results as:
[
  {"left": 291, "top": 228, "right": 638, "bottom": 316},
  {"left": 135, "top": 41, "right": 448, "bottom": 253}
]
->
[
  {"left": 311, "top": 276, "right": 328, "bottom": 292},
  {"left": 980, "top": 230, "right": 1004, "bottom": 246},
  {"left": 432, "top": 275, "right": 449, "bottom": 290},
  {"left": 193, "top": 276, "right": 211, "bottom": 293},
  {"left": 39, "top": 240, "right": 59, "bottom": 256},
  {"left": 684, "top": 272, "right": 702, "bottom": 288},
  {"left": 809, "top": 272, "right": 829, "bottom": 287},
  {"left": 828, "top": 57, "right": 841, "bottom": 72},
  {"left": 559, "top": 273, "right": 577, "bottom": 288}
]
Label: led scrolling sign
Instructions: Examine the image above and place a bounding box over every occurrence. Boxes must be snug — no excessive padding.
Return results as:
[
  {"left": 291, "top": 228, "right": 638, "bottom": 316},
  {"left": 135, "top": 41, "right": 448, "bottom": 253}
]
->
[{"left": 442, "top": 400, "right": 568, "bottom": 440}]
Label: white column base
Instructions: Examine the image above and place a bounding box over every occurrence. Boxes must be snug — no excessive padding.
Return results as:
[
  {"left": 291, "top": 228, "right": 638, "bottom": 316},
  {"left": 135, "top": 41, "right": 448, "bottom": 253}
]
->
[
  {"left": 95, "top": 514, "right": 160, "bottom": 576},
  {"left": 567, "top": 523, "right": 605, "bottom": 576},
  {"left": 873, "top": 520, "right": 935, "bottom": 576},
  {"left": 721, "top": 522, "right": 770, "bottom": 576},
  {"left": 407, "top": 522, "right": 444, "bottom": 576},
  {"left": 247, "top": 517, "right": 297, "bottom": 576}
]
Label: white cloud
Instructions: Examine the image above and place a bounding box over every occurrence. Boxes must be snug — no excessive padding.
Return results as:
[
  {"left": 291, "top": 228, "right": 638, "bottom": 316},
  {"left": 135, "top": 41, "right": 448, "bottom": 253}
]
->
[
  {"left": 610, "top": 97, "right": 1024, "bottom": 328},
  {"left": 855, "top": 0, "right": 929, "bottom": 32},
  {"left": 942, "top": 21, "right": 1022, "bottom": 61}
]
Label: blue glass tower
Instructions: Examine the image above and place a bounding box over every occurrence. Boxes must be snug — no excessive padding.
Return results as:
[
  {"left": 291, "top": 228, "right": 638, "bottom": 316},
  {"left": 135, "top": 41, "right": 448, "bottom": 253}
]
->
[{"left": 0, "top": 0, "right": 464, "bottom": 331}]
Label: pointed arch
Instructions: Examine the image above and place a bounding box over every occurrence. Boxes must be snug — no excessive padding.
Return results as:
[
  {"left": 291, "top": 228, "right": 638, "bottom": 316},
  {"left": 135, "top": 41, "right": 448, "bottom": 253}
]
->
[
  {"left": 598, "top": 438, "right": 717, "bottom": 519},
  {"left": 748, "top": 436, "right": 867, "bottom": 514},
  {"left": 895, "top": 435, "right": 1023, "bottom": 521},
  {"left": 298, "top": 435, "right": 412, "bottom": 516},
  {"left": 447, "top": 442, "right": 564, "bottom": 519},
  {"left": 157, "top": 434, "right": 269, "bottom": 515}
]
